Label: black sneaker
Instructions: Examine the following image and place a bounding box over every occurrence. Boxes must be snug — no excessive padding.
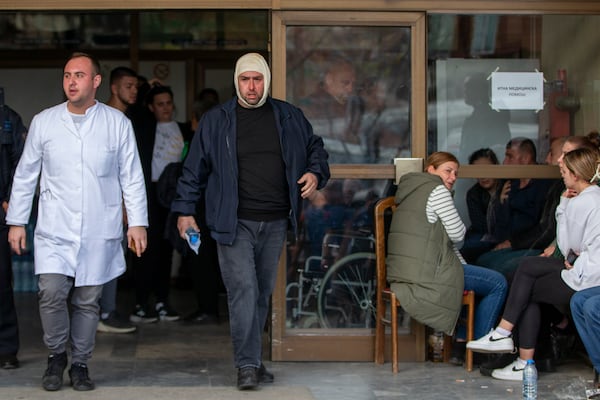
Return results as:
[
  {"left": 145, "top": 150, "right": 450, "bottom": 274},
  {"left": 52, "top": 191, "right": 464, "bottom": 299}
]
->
[
  {"left": 479, "top": 352, "right": 516, "bottom": 377},
  {"left": 130, "top": 304, "right": 158, "bottom": 323},
  {"left": 42, "top": 352, "right": 67, "bottom": 391},
  {"left": 155, "top": 302, "right": 180, "bottom": 322},
  {"left": 237, "top": 366, "right": 259, "bottom": 390},
  {"left": 69, "top": 362, "right": 95, "bottom": 391},
  {"left": 98, "top": 311, "right": 137, "bottom": 333},
  {"left": 0, "top": 354, "right": 19, "bottom": 370},
  {"left": 258, "top": 363, "right": 274, "bottom": 383}
]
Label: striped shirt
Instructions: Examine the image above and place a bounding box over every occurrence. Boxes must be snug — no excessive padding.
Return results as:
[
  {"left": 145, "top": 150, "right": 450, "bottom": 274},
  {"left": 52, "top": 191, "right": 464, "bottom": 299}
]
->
[{"left": 426, "top": 185, "right": 467, "bottom": 264}]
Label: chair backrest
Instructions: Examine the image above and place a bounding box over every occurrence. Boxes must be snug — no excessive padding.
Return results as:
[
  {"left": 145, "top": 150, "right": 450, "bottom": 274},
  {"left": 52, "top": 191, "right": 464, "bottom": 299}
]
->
[{"left": 374, "top": 196, "right": 396, "bottom": 294}]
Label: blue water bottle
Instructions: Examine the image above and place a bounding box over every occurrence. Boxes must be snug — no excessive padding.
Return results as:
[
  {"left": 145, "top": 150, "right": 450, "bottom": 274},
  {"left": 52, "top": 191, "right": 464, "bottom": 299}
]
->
[
  {"left": 523, "top": 359, "right": 538, "bottom": 399},
  {"left": 185, "top": 227, "right": 201, "bottom": 254}
]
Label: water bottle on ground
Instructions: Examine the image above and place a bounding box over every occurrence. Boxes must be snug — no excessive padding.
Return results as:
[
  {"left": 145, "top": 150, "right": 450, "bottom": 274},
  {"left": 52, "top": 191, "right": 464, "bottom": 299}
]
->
[{"left": 523, "top": 359, "right": 538, "bottom": 399}]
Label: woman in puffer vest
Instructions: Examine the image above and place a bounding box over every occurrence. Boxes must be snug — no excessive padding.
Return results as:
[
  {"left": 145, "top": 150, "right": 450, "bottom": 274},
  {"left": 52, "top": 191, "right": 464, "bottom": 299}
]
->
[{"left": 387, "top": 151, "right": 507, "bottom": 364}]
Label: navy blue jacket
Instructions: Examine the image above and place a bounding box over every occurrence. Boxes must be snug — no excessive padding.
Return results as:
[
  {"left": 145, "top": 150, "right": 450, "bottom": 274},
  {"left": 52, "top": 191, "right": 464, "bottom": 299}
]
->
[
  {"left": 171, "top": 97, "right": 330, "bottom": 245},
  {"left": 0, "top": 105, "right": 27, "bottom": 222}
]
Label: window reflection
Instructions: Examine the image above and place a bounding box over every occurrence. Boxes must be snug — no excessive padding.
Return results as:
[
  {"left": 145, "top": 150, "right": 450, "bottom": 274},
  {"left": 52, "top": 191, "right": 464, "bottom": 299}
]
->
[
  {"left": 0, "top": 13, "right": 130, "bottom": 49},
  {"left": 286, "top": 179, "right": 393, "bottom": 329},
  {"left": 286, "top": 26, "right": 412, "bottom": 164}
]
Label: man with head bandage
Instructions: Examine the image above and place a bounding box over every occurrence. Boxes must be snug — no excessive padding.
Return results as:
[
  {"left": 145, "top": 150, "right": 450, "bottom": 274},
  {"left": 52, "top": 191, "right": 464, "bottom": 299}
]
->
[{"left": 172, "top": 53, "right": 330, "bottom": 390}]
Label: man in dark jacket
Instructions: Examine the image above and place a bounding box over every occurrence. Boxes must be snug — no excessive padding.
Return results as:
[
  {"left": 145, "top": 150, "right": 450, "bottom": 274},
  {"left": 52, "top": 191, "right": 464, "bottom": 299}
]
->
[
  {"left": 172, "top": 53, "right": 329, "bottom": 390},
  {"left": 0, "top": 100, "right": 26, "bottom": 369}
]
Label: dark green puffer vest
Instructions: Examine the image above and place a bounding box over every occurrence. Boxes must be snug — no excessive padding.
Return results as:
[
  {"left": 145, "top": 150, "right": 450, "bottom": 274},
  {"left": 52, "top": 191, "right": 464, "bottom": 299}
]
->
[{"left": 386, "top": 172, "right": 463, "bottom": 335}]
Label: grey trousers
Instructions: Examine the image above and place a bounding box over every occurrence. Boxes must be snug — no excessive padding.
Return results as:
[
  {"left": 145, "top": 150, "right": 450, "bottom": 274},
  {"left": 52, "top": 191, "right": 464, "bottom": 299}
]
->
[{"left": 38, "top": 274, "right": 102, "bottom": 365}]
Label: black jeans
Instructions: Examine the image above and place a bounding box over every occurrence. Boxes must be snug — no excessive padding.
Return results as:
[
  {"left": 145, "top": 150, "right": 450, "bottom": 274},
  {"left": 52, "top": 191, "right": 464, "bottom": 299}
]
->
[{"left": 503, "top": 256, "right": 575, "bottom": 349}]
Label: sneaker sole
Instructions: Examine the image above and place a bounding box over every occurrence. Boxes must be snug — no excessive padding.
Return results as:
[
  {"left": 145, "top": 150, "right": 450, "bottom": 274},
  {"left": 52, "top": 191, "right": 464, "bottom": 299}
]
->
[
  {"left": 97, "top": 323, "right": 137, "bottom": 334},
  {"left": 466, "top": 343, "right": 515, "bottom": 353},
  {"left": 491, "top": 370, "right": 523, "bottom": 381},
  {"left": 129, "top": 316, "right": 158, "bottom": 324},
  {"left": 158, "top": 316, "right": 180, "bottom": 322}
]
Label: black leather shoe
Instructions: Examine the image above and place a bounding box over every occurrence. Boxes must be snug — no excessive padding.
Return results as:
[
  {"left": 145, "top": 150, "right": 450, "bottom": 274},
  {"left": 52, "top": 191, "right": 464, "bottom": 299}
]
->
[
  {"left": 42, "top": 352, "right": 68, "bottom": 391},
  {"left": 237, "top": 366, "right": 259, "bottom": 390},
  {"left": 0, "top": 354, "right": 19, "bottom": 369},
  {"left": 449, "top": 341, "right": 466, "bottom": 366},
  {"left": 69, "top": 362, "right": 95, "bottom": 391},
  {"left": 258, "top": 363, "right": 274, "bottom": 383}
]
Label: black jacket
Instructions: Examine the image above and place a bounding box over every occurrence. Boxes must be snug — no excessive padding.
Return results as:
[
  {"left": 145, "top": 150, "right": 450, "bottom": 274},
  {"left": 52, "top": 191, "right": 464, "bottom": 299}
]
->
[
  {"left": 0, "top": 105, "right": 27, "bottom": 222},
  {"left": 171, "top": 97, "right": 330, "bottom": 245}
]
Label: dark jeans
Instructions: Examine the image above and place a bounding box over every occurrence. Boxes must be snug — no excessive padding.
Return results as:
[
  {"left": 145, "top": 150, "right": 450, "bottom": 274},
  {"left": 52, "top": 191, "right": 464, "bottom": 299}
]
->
[
  {"left": 217, "top": 218, "right": 287, "bottom": 368},
  {"left": 132, "top": 183, "right": 173, "bottom": 307},
  {"left": 503, "top": 256, "right": 575, "bottom": 349},
  {"left": 184, "top": 232, "right": 222, "bottom": 316},
  {"left": 0, "top": 223, "right": 19, "bottom": 356}
]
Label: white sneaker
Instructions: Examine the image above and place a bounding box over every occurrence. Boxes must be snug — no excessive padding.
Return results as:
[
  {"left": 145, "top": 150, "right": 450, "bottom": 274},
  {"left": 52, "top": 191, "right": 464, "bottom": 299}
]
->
[
  {"left": 491, "top": 359, "right": 526, "bottom": 381},
  {"left": 466, "top": 330, "right": 515, "bottom": 353}
]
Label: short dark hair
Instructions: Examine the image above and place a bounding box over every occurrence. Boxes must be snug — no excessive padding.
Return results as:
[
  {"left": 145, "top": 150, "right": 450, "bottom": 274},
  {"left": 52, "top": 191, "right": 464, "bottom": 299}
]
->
[
  {"left": 67, "top": 52, "right": 101, "bottom": 76},
  {"left": 507, "top": 137, "right": 536, "bottom": 161},
  {"left": 146, "top": 85, "right": 173, "bottom": 105},
  {"left": 469, "top": 148, "right": 499, "bottom": 165},
  {"left": 110, "top": 66, "right": 137, "bottom": 85},
  {"left": 196, "top": 88, "right": 220, "bottom": 104},
  {"left": 192, "top": 99, "right": 218, "bottom": 121}
]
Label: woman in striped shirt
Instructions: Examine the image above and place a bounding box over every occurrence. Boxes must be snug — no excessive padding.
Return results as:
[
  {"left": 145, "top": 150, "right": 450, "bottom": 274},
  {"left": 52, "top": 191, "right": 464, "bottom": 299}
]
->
[{"left": 387, "top": 151, "right": 508, "bottom": 365}]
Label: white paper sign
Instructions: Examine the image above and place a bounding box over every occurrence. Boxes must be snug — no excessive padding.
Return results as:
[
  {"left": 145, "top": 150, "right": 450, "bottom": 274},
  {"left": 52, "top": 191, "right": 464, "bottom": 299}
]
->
[{"left": 491, "top": 71, "right": 544, "bottom": 110}]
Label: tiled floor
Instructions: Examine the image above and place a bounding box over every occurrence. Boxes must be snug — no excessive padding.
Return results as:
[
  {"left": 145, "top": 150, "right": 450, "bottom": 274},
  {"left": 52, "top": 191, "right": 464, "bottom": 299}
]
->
[{"left": 1, "top": 288, "right": 597, "bottom": 399}]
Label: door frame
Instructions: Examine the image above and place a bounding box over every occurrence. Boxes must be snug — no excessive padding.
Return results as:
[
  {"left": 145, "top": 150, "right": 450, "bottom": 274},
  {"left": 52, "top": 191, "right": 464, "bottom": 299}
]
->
[{"left": 270, "top": 10, "right": 427, "bottom": 361}]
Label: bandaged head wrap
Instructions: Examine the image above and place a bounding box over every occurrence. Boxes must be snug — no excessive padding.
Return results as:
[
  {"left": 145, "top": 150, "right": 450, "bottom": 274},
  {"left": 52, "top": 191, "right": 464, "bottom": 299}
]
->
[{"left": 234, "top": 53, "right": 271, "bottom": 109}]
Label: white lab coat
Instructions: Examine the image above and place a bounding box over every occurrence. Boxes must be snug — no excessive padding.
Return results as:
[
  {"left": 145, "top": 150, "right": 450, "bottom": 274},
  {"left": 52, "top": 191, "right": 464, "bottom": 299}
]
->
[{"left": 7, "top": 101, "right": 148, "bottom": 286}]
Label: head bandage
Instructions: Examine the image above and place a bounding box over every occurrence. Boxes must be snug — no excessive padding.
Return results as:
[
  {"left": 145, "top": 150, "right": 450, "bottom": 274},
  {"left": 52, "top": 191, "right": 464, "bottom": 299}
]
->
[{"left": 234, "top": 53, "right": 271, "bottom": 109}]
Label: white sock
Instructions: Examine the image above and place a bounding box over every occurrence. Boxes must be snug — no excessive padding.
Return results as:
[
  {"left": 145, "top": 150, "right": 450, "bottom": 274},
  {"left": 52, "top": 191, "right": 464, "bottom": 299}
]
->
[
  {"left": 516, "top": 358, "right": 527, "bottom": 367},
  {"left": 494, "top": 327, "right": 511, "bottom": 337}
]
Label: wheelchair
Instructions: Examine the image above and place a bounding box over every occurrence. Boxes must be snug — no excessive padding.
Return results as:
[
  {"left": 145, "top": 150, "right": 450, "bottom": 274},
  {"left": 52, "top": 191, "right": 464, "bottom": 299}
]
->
[{"left": 286, "top": 230, "right": 376, "bottom": 329}]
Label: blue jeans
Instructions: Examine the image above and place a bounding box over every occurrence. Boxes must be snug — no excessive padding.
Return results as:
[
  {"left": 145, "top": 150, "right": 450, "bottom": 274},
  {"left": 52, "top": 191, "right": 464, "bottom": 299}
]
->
[
  {"left": 571, "top": 286, "right": 600, "bottom": 371},
  {"left": 459, "top": 264, "right": 508, "bottom": 339},
  {"left": 217, "top": 218, "right": 288, "bottom": 369}
]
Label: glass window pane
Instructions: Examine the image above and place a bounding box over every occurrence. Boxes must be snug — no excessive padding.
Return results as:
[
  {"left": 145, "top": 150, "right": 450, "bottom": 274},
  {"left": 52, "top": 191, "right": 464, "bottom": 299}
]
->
[
  {"left": 0, "top": 12, "right": 130, "bottom": 49},
  {"left": 427, "top": 13, "right": 600, "bottom": 224},
  {"left": 286, "top": 26, "right": 412, "bottom": 164},
  {"left": 285, "top": 178, "right": 396, "bottom": 330},
  {"left": 139, "top": 10, "right": 268, "bottom": 50}
]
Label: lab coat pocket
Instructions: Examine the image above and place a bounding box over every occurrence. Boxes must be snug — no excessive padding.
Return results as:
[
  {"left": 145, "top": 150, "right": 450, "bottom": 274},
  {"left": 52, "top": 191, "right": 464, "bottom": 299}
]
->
[
  {"left": 99, "top": 177, "right": 122, "bottom": 206},
  {"left": 102, "top": 203, "right": 122, "bottom": 239},
  {"left": 36, "top": 196, "right": 57, "bottom": 237},
  {"left": 95, "top": 149, "right": 118, "bottom": 177}
]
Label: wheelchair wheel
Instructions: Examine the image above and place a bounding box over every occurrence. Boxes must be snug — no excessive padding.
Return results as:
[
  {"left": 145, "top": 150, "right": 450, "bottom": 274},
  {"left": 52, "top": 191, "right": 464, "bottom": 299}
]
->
[{"left": 317, "top": 252, "right": 376, "bottom": 329}]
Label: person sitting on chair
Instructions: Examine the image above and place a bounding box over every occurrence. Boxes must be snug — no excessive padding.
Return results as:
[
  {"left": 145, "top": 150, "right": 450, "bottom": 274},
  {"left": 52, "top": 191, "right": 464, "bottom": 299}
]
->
[{"left": 387, "top": 151, "right": 508, "bottom": 364}]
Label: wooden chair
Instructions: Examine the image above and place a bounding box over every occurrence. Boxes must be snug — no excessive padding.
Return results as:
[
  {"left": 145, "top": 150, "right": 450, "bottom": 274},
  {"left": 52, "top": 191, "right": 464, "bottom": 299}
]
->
[{"left": 373, "top": 196, "right": 475, "bottom": 373}]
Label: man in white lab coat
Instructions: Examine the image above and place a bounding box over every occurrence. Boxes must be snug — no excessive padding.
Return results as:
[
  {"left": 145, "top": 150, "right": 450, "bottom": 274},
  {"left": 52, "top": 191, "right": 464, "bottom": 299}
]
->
[{"left": 6, "top": 52, "right": 148, "bottom": 392}]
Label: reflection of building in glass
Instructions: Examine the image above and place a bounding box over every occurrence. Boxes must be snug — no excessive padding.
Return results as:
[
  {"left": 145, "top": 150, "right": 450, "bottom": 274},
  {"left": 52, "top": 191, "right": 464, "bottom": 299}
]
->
[{"left": 286, "top": 26, "right": 412, "bottom": 164}]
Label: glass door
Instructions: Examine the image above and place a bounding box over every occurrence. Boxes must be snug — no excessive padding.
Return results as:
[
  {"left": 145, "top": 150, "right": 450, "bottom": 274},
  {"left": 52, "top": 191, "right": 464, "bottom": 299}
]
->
[{"left": 270, "top": 11, "right": 427, "bottom": 361}]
